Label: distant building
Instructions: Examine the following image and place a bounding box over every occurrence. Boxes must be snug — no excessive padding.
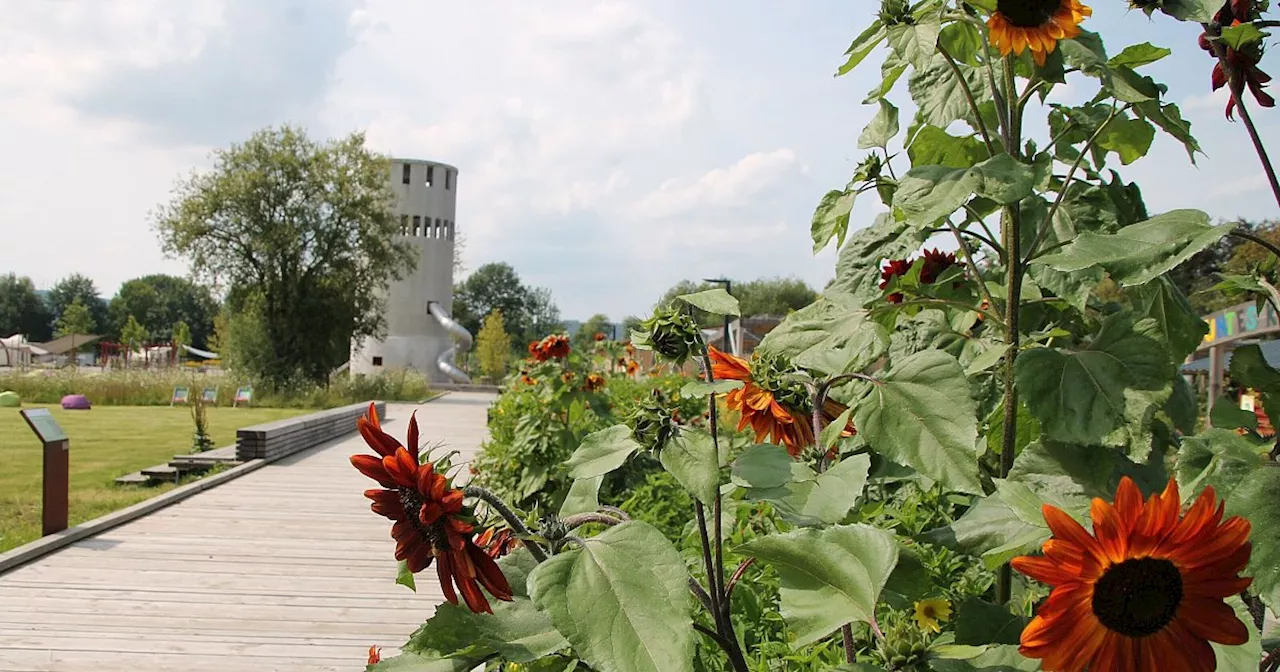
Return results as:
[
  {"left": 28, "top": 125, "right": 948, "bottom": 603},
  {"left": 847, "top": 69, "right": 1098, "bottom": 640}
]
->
[{"left": 349, "top": 158, "right": 467, "bottom": 384}]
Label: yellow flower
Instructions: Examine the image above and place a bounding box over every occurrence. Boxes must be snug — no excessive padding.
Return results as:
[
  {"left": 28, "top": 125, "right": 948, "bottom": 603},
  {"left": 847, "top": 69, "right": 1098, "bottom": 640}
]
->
[
  {"left": 987, "top": 0, "right": 1091, "bottom": 66},
  {"left": 913, "top": 598, "right": 952, "bottom": 633}
]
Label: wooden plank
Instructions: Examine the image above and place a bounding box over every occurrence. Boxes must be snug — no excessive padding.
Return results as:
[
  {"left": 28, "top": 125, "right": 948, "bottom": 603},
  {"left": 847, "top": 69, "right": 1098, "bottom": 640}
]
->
[{"left": 0, "top": 396, "right": 490, "bottom": 671}]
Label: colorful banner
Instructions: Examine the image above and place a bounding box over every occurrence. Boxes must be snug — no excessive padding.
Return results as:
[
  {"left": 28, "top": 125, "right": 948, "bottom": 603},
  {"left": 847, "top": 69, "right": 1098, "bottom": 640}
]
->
[{"left": 1203, "top": 301, "right": 1278, "bottom": 346}]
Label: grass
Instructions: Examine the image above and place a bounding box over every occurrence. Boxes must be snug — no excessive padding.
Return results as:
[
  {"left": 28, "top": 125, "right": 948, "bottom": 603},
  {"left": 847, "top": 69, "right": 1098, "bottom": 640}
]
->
[
  {"left": 0, "top": 404, "right": 308, "bottom": 553},
  {"left": 0, "top": 366, "right": 435, "bottom": 408}
]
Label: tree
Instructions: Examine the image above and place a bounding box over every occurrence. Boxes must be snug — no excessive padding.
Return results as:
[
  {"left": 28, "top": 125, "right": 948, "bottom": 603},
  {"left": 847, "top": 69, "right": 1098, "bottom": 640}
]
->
[
  {"left": 475, "top": 309, "right": 513, "bottom": 382},
  {"left": 0, "top": 274, "right": 53, "bottom": 340},
  {"left": 173, "top": 320, "right": 192, "bottom": 349},
  {"left": 206, "top": 309, "right": 231, "bottom": 357},
  {"left": 55, "top": 297, "right": 96, "bottom": 361},
  {"left": 108, "top": 274, "right": 217, "bottom": 347},
  {"left": 47, "top": 273, "right": 108, "bottom": 335},
  {"left": 119, "top": 314, "right": 148, "bottom": 364},
  {"left": 452, "top": 262, "right": 562, "bottom": 346},
  {"left": 654, "top": 276, "right": 818, "bottom": 326},
  {"left": 153, "top": 125, "right": 416, "bottom": 384},
  {"left": 573, "top": 313, "right": 612, "bottom": 349}
]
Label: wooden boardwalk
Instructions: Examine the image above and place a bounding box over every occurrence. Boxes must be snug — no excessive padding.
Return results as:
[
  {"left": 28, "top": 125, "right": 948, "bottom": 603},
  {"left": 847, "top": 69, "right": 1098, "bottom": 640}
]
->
[{"left": 0, "top": 393, "right": 495, "bottom": 672}]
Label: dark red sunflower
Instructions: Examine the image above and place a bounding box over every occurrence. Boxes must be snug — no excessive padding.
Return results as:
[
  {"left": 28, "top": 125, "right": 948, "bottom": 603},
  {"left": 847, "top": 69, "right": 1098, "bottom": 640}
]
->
[
  {"left": 350, "top": 404, "right": 513, "bottom": 614},
  {"left": 919, "top": 248, "right": 959, "bottom": 284},
  {"left": 593, "top": 332, "right": 606, "bottom": 342},
  {"left": 540, "top": 334, "right": 571, "bottom": 359},
  {"left": 1012, "top": 477, "right": 1253, "bottom": 671},
  {"left": 880, "top": 258, "right": 912, "bottom": 304},
  {"left": 583, "top": 372, "right": 606, "bottom": 392},
  {"left": 1200, "top": 1, "right": 1273, "bottom": 120},
  {"left": 708, "top": 347, "right": 855, "bottom": 458}
]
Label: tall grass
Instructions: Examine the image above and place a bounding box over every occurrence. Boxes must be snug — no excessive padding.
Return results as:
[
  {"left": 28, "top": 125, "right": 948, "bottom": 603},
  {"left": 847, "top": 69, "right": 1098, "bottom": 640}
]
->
[{"left": 0, "top": 367, "right": 434, "bottom": 408}]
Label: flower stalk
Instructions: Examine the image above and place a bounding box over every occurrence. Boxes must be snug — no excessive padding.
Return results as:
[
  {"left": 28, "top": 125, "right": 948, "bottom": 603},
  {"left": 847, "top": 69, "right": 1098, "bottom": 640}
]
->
[{"left": 464, "top": 485, "right": 548, "bottom": 562}]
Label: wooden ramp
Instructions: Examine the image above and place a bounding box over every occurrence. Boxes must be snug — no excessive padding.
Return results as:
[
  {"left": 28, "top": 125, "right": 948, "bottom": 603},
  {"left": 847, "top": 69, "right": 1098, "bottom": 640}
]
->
[{"left": 0, "top": 393, "right": 496, "bottom": 672}]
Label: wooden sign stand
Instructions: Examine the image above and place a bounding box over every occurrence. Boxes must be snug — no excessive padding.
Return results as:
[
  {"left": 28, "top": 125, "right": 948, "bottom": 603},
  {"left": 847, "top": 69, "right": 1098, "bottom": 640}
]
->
[{"left": 20, "top": 408, "right": 70, "bottom": 536}]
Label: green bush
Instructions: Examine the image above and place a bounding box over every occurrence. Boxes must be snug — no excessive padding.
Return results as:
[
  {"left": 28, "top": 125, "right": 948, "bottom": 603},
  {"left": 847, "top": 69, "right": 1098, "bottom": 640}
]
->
[{"left": 471, "top": 340, "right": 705, "bottom": 512}]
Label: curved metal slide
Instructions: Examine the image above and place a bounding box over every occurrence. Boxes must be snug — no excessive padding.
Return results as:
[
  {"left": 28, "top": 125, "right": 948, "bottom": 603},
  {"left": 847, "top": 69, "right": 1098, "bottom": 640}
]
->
[{"left": 427, "top": 301, "right": 473, "bottom": 384}]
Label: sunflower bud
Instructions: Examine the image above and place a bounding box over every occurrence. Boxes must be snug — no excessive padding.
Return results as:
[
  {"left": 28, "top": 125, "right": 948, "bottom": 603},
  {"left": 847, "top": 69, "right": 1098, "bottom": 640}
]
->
[
  {"left": 879, "top": 0, "right": 912, "bottom": 25},
  {"left": 537, "top": 515, "right": 568, "bottom": 543},
  {"left": 635, "top": 304, "right": 703, "bottom": 365},
  {"left": 872, "top": 612, "right": 931, "bottom": 670},
  {"left": 630, "top": 391, "right": 679, "bottom": 454},
  {"left": 749, "top": 350, "right": 811, "bottom": 414}
]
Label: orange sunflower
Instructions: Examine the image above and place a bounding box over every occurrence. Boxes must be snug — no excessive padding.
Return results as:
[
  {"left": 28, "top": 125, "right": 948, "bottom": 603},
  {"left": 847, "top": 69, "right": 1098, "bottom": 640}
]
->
[
  {"left": 1012, "top": 477, "right": 1253, "bottom": 672},
  {"left": 987, "top": 0, "right": 1091, "bottom": 66},
  {"left": 350, "top": 404, "right": 513, "bottom": 614},
  {"left": 707, "top": 347, "right": 854, "bottom": 457}
]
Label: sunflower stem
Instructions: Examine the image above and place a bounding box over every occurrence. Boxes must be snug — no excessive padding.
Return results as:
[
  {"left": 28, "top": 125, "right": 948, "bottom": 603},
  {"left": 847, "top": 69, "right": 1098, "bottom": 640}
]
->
[
  {"left": 1027, "top": 102, "right": 1121, "bottom": 262},
  {"left": 561, "top": 512, "right": 622, "bottom": 529},
  {"left": 1206, "top": 22, "right": 1280, "bottom": 210},
  {"left": 698, "top": 345, "right": 750, "bottom": 672},
  {"left": 841, "top": 624, "right": 857, "bottom": 664},
  {"left": 996, "top": 53, "right": 1025, "bottom": 606},
  {"left": 462, "top": 485, "right": 548, "bottom": 562},
  {"left": 938, "top": 43, "right": 997, "bottom": 156}
]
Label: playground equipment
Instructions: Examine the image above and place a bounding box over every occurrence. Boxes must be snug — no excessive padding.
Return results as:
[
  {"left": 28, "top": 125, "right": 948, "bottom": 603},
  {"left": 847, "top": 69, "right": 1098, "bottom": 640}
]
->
[
  {"left": 428, "top": 301, "right": 472, "bottom": 384},
  {"left": 349, "top": 158, "right": 472, "bottom": 384}
]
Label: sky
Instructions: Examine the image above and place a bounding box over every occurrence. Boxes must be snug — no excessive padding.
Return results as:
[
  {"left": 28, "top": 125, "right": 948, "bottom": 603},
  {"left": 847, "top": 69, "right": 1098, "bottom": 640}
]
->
[{"left": 0, "top": 1, "right": 1276, "bottom": 322}]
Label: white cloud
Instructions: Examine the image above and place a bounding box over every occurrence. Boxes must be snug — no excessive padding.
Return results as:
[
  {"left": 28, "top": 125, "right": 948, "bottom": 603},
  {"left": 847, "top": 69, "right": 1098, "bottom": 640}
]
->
[
  {"left": 629, "top": 149, "right": 801, "bottom": 219},
  {"left": 2, "top": 1, "right": 1272, "bottom": 323}
]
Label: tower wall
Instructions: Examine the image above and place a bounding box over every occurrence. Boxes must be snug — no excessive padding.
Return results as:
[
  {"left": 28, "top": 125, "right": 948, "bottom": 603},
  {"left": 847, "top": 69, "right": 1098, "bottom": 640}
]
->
[{"left": 350, "top": 158, "right": 461, "bottom": 383}]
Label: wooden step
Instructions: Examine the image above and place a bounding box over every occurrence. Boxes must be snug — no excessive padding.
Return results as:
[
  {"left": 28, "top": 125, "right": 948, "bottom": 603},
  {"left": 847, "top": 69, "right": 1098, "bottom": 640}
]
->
[
  {"left": 140, "top": 465, "right": 180, "bottom": 482},
  {"left": 114, "top": 472, "right": 150, "bottom": 486}
]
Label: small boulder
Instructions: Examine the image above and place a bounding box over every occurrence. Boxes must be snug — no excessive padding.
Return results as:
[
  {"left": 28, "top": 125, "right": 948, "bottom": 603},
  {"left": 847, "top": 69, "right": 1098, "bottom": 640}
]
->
[{"left": 0, "top": 391, "right": 19, "bottom": 408}]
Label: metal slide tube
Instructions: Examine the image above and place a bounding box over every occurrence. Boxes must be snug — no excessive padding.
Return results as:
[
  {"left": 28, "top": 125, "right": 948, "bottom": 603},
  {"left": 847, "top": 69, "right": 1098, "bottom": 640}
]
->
[{"left": 427, "top": 301, "right": 473, "bottom": 384}]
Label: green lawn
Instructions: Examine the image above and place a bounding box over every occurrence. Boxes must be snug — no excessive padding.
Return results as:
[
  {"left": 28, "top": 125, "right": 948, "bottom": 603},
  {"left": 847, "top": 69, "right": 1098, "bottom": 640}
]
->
[{"left": 0, "top": 405, "right": 307, "bottom": 553}]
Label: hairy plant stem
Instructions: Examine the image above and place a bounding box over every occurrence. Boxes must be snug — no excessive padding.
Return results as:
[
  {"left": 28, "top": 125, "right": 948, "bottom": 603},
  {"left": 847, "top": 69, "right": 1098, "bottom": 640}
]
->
[
  {"left": 996, "top": 54, "right": 1024, "bottom": 606},
  {"left": 938, "top": 43, "right": 997, "bottom": 156},
  {"left": 561, "top": 512, "right": 622, "bottom": 530},
  {"left": 463, "top": 485, "right": 547, "bottom": 562},
  {"left": 696, "top": 346, "right": 749, "bottom": 672},
  {"left": 944, "top": 217, "right": 1001, "bottom": 312},
  {"left": 809, "top": 373, "right": 867, "bottom": 665}
]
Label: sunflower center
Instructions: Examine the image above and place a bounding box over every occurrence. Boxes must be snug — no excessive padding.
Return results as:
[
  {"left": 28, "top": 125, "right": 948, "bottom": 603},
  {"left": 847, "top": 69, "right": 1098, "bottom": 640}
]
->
[
  {"left": 996, "top": 0, "right": 1063, "bottom": 27},
  {"left": 1091, "top": 557, "right": 1183, "bottom": 637},
  {"left": 398, "top": 486, "right": 448, "bottom": 551}
]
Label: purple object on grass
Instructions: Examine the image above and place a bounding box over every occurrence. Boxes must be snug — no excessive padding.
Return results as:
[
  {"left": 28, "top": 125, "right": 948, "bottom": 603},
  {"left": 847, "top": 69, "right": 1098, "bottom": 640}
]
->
[{"left": 60, "top": 394, "right": 91, "bottom": 410}]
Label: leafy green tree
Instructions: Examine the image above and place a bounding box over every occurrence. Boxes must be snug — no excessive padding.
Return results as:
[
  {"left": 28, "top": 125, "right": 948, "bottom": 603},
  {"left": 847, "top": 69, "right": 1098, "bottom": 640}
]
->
[
  {"left": 172, "top": 320, "right": 192, "bottom": 349},
  {"left": 54, "top": 297, "right": 96, "bottom": 360},
  {"left": 152, "top": 125, "right": 415, "bottom": 384},
  {"left": 453, "top": 263, "right": 562, "bottom": 346},
  {"left": 656, "top": 276, "right": 818, "bottom": 326},
  {"left": 0, "top": 273, "right": 53, "bottom": 340},
  {"left": 119, "top": 314, "right": 149, "bottom": 363},
  {"left": 47, "top": 273, "right": 108, "bottom": 335},
  {"left": 475, "top": 309, "right": 513, "bottom": 382},
  {"left": 54, "top": 298, "right": 96, "bottom": 337},
  {"left": 573, "top": 313, "right": 613, "bottom": 349},
  {"left": 108, "top": 275, "right": 217, "bottom": 347}
]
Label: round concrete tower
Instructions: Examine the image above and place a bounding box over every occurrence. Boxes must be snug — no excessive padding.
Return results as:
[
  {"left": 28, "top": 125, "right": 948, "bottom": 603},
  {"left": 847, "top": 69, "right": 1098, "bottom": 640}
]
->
[{"left": 350, "top": 158, "right": 470, "bottom": 384}]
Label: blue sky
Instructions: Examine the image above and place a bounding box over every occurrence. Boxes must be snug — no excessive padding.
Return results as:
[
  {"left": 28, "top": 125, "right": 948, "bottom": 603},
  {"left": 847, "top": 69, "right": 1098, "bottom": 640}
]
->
[{"left": 0, "top": 1, "right": 1274, "bottom": 321}]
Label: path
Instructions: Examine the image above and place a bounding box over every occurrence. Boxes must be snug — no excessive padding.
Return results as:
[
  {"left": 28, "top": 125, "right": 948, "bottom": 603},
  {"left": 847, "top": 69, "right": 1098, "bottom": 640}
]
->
[{"left": 0, "top": 392, "right": 496, "bottom": 672}]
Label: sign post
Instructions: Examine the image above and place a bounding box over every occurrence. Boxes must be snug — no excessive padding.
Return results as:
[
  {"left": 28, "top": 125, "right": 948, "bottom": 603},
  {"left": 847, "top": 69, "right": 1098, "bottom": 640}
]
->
[{"left": 19, "top": 408, "right": 70, "bottom": 536}]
